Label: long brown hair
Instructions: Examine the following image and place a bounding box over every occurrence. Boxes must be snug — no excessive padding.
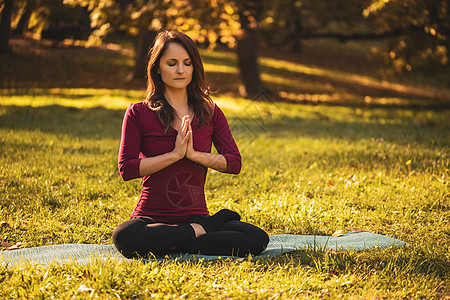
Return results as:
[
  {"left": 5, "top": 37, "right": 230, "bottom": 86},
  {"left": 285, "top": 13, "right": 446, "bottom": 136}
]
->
[{"left": 146, "top": 30, "right": 213, "bottom": 133}]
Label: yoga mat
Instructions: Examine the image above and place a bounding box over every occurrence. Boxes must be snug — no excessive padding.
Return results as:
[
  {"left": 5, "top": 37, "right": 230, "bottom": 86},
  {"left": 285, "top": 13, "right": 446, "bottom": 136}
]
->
[{"left": 0, "top": 232, "right": 407, "bottom": 267}]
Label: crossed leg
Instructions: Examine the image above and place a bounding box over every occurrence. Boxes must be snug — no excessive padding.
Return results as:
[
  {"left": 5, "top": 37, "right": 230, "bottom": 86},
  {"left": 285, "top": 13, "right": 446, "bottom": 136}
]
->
[{"left": 112, "top": 216, "right": 269, "bottom": 258}]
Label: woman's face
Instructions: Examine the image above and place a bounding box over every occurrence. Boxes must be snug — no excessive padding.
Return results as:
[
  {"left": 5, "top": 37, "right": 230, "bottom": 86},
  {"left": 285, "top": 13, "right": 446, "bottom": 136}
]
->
[{"left": 158, "top": 42, "right": 194, "bottom": 91}]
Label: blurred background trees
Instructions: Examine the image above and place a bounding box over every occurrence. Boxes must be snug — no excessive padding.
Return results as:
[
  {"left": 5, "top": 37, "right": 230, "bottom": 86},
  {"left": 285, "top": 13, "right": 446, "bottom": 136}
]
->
[{"left": 0, "top": 0, "right": 448, "bottom": 95}]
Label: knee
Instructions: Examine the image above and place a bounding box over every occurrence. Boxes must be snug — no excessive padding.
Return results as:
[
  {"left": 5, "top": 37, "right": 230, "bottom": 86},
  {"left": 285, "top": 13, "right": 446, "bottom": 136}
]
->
[
  {"left": 248, "top": 227, "right": 269, "bottom": 255},
  {"left": 112, "top": 224, "right": 133, "bottom": 258},
  {"left": 231, "top": 223, "right": 269, "bottom": 257},
  {"left": 112, "top": 224, "right": 128, "bottom": 248},
  {"left": 112, "top": 220, "right": 146, "bottom": 259}
]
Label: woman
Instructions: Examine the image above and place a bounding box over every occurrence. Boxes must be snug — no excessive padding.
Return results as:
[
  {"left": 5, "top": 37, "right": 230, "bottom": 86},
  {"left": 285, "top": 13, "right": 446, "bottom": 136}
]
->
[{"left": 112, "top": 30, "right": 269, "bottom": 259}]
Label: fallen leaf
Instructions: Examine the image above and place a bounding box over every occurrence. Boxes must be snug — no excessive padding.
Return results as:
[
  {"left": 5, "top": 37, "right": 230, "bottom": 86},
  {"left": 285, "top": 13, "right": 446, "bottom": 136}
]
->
[
  {"left": 327, "top": 249, "right": 344, "bottom": 255},
  {"left": 2, "top": 241, "right": 22, "bottom": 250},
  {"left": 0, "top": 221, "right": 11, "bottom": 228},
  {"left": 405, "top": 160, "right": 412, "bottom": 165},
  {"left": 352, "top": 228, "right": 369, "bottom": 233},
  {"left": 6, "top": 242, "right": 22, "bottom": 250},
  {"left": 327, "top": 181, "right": 335, "bottom": 186},
  {"left": 332, "top": 230, "right": 344, "bottom": 237}
]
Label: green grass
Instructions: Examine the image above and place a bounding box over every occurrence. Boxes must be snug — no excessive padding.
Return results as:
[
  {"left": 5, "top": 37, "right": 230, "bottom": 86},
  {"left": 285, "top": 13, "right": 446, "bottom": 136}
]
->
[
  {"left": 0, "top": 37, "right": 449, "bottom": 298},
  {"left": 1, "top": 91, "right": 449, "bottom": 298}
]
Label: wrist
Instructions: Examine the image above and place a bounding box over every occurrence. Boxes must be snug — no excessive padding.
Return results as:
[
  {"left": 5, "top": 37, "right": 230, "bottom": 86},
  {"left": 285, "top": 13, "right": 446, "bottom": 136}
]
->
[
  {"left": 187, "top": 149, "right": 198, "bottom": 162},
  {"left": 171, "top": 150, "right": 184, "bottom": 161}
]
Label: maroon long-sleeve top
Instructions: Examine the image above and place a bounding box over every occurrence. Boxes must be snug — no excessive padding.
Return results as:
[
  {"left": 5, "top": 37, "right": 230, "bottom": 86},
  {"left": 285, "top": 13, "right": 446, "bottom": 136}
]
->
[{"left": 118, "top": 101, "right": 241, "bottom": 224}]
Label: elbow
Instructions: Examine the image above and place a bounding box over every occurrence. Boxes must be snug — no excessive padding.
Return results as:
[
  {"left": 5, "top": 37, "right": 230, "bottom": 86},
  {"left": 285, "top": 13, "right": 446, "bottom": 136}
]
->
[
  {"left": 119, "top": 171, "right": 133, "bottom": 182},
  {"left": 235, "top": 160, "right": 242, "bottom": 174},
  {"left": 223, "top": 154, "right": 242, "bottom": 175},
  {"left": 118, "top": 158, "right": 141, "bottom": 181},
  {"left": 229, "top": 163, "right": 241, "bottom": 175},
  {"left": 118, "top": 165, "right": 133, "bottom": 181}
]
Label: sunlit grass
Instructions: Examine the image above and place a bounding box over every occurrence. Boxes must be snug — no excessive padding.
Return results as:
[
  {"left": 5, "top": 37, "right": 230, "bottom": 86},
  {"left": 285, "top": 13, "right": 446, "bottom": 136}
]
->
[
  {"left": 260, "top": 56, "right": 413, "bottom": 94},
  {"left": 0, "top": 88, "right": 145, "bottom": 109},
  {"left": 1, "top": 90, "right": 449, "bottom": 298}
]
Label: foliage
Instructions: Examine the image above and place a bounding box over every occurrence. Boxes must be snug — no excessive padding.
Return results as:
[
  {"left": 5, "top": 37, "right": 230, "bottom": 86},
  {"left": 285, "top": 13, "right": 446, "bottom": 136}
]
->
[
  {"left": 260, "top": 0, "right": 373, "bottom": 48},
  {"left": 3, "top": 0, "right": 449, "bottom": 78},
  {"left": 260, "top": 0, "right": 449, "bottom": 72},
  {"left": 363, "top": 0, "right": 449, "bottom": 71},
  {"left": 8, "top": 0, "right": 91, "bottom": 38},
  {"left": 61, "top": 0, "right": 241, "bottom": 48}
]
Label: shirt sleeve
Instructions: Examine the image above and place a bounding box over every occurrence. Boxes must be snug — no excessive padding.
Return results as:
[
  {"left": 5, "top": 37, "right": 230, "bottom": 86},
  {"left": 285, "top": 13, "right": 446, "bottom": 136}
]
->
[
  {"left": 118, "top": 103, "right": 143, "bottom": 181},
  {"left": 212, "top": 104, "right": 242, "bottom": 174}
]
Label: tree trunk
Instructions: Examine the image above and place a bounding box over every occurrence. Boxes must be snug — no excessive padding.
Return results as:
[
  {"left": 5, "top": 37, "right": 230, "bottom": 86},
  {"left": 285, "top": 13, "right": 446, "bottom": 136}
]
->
[
  {"left": 130, "top": 30, "right": 158, "bottom": 80},
  {"left": 0, "top": 0, "right": 15, "bottom": 53},
  {"left": 236, "top": 0, "right": 267, "bottom": 98},
  {"left": 12, "top": 0, "right": 36, "bottom": 36},
  {"left": 289, "top": 0, "right": 303, "bottom": 53}
]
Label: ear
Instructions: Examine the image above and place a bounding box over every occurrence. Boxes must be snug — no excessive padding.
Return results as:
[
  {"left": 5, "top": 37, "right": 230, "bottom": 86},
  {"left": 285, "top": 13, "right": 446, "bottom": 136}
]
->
[{"left": 157, "top": 69, "right": 160, "bottom": 74}]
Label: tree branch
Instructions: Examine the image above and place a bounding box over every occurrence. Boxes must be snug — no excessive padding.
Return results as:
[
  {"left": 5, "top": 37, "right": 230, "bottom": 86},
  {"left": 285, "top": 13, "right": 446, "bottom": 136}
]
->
[{"left": 300, "top": 25, "right": 423, "bottom": 42}]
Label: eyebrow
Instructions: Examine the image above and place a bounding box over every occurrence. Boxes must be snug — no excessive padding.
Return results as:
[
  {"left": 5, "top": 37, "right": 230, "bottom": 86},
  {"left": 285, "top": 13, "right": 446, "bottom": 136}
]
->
[{"left": 166, "top": 58, "right": 191, "bottom": 62}]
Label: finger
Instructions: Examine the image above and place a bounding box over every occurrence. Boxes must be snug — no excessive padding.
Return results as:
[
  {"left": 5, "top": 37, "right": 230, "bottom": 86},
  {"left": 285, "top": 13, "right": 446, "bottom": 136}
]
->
[
  {"left": 181, "top": 115, "right": 189, "bottom": 126},
  {"left": 184, "top": 116, "right": 191, "bottom": 131},
  {"left": 181, "top": 118, "right": 188, "bottom": 133},
  {"left": 185, "top": 131, "right": 192, "bottom": 147}
]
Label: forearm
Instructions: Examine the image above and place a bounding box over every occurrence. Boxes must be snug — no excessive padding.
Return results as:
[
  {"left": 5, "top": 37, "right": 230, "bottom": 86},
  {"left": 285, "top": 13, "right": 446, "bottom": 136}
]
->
[
  {"left": 139, "top": 151, "right": 183, "bottom": 177},
  {"left": 189, "top": 151, "right": 227, "bottom": 172}
]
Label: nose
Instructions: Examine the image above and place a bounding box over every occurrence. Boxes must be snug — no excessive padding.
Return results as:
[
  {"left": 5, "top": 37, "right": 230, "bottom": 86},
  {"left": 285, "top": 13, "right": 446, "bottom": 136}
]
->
[{"left": 176, "top": 63, "right": 184, "bottom": 74}]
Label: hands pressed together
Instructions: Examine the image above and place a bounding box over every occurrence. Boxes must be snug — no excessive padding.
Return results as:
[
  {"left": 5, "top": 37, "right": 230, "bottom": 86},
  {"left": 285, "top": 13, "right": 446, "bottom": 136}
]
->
[
  {"left": 138, "top": 114, "right": 227, "bottom": 177},
  {"left": 173, "top": 115, "right": 196, "bottom": 161}
]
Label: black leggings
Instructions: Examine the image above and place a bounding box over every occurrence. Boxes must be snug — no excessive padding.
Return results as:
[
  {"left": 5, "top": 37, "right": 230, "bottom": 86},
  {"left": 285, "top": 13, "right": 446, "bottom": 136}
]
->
[{"left": 112, "top": 216, "right": 269, "bottom": 258}]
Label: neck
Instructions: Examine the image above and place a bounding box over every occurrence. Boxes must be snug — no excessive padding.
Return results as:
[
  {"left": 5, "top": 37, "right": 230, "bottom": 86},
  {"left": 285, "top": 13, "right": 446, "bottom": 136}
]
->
[{"left": 164, "top": 88, "right": 189, "bottom": 110}]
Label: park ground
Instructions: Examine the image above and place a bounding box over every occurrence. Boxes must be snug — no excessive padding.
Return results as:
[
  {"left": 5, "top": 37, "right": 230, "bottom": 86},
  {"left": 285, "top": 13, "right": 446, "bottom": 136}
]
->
[{"left": 0, "top": 36, "right": 449, "bottom": 298}]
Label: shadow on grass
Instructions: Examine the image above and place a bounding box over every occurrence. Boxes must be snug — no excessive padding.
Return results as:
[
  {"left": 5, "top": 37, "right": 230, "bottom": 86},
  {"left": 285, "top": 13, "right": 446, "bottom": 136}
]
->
[
  {"left": 206, "top": 68, "right": 450, "bottom": 109},
  {"left": 0, "top": 88, "right": 145, "bottom": 100},
  {"left": 1, "top": 104, "right": 448, "bottom": 148},
  {"left": 259, "top": 61, "right": 450, "bottom": 102},
  {"left": 0, "top": 38, "right": 143, "bottom": 90},
  {"left": 230, "top": 113, "right": 449, "bottom": 147},
  {"left": 0, "top": 104, "right": 124, "bottom": 140}
]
